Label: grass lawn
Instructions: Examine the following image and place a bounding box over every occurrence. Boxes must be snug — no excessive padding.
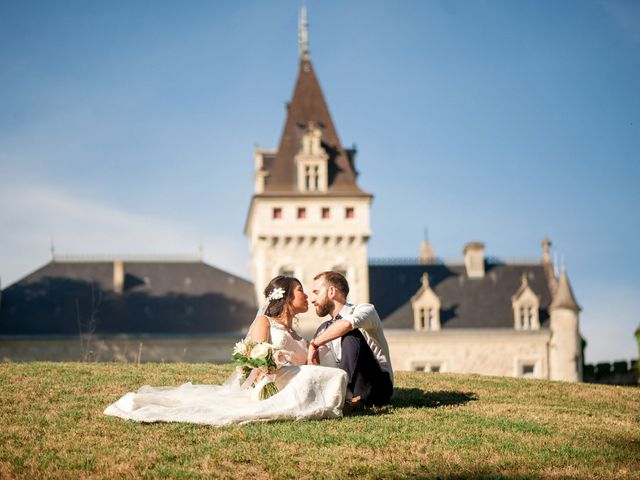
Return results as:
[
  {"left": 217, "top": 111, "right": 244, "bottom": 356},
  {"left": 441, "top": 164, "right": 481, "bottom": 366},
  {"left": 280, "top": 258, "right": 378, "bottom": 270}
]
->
[{"left": 0, "top": 362, "right": 639, "bottom": 479}]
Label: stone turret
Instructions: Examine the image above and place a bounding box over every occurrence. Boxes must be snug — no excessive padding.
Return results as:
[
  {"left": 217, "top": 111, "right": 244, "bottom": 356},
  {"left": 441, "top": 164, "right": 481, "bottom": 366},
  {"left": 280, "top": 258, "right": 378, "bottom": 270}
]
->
[{"left": 549, "top": 270, "right": 582, "bottom": 382}]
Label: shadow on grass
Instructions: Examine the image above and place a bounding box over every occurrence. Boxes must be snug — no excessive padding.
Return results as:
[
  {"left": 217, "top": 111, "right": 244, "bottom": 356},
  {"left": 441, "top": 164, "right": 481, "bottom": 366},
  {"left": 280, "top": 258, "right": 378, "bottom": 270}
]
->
[
  {"left": 391, "top": 388, "right": 478, "bottom": 409},
  {"left": 345, "top": 389, "right": 478, "bottom": 417}
]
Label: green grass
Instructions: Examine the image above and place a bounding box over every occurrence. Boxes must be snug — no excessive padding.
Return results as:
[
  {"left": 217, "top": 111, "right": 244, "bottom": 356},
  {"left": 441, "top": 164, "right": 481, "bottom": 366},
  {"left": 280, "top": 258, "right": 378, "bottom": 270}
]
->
[{"left": 1, "top": 363, "right": 639, "bottom": 479}]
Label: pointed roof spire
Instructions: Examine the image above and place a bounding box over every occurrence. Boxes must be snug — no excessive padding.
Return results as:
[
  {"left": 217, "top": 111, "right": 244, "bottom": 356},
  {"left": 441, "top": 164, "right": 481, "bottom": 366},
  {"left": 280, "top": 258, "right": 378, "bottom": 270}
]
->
[
  {"left": 260, "top": 8, "right": 367, "bottom": 195},
  {"left": 298, "top": 3, "right": 310, "bottom": 62},
  {"left": 550, "top": 270, "right": 581, "bottom": 313},
  {"left": 419, "top": 227, "right": 436, "bottom": 264}
]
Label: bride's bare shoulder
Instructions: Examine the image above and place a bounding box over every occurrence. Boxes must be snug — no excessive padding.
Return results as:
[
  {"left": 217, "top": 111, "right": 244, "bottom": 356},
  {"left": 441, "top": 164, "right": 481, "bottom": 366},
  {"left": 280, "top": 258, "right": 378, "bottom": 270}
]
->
[
  {"left": 253, "top": 315, "right": 270, "bottom": 325},
  {"left": 247, "top": 315, "right": 270, "bottom": 342}
]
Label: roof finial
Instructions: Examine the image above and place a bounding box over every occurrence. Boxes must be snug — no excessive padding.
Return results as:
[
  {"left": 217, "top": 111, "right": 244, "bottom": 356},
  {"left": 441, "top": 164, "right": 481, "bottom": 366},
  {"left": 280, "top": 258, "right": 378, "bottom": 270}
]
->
[
  {"left": 50, "top": 235, "right": 56, "bottom": 260},
  {"left": 298, "top": 3, "right": 310, "bottom": 62},
  {"left": 424, "top": 227, "right": 429, "bottom": 243}
]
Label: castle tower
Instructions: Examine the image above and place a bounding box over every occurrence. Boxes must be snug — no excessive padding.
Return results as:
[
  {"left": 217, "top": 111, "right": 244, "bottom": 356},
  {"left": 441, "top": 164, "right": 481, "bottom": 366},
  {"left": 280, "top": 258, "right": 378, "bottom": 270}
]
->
[
  {"left": 245, "top": 7, "right": 372, "bottom": 329},
  {"left": 549, "top": 270, "right": 582, "bottom": 381}
]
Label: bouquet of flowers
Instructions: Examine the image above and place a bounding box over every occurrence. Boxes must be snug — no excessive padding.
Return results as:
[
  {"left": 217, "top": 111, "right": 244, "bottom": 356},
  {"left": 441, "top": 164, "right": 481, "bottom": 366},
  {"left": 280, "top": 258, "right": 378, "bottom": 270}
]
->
[{"left": 232, "top": 339, "right": 286, "bottom": 400}]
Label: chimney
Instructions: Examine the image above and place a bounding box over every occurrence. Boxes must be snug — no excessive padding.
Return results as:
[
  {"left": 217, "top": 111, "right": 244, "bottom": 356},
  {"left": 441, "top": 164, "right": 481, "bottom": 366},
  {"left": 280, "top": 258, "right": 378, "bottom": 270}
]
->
[
  {"left": 113, "top": 260, "right": 124, "bottom": 294},
  {"left": 463, "top": 242, "right": 485, "bottom": 278}
]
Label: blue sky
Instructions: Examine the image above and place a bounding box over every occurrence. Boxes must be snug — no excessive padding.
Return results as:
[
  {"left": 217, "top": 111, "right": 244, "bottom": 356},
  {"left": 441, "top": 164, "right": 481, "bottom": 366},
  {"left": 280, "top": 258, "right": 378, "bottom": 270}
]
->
[{"left": 1, "top": 0, "right": 638, "bottom": 363}]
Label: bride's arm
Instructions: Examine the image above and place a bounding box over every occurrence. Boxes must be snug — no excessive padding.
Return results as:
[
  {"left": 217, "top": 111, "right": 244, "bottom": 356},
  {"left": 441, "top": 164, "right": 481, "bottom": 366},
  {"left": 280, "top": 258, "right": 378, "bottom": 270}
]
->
[{"left": 246, "top": 315, "right": 270, "bottom": 343}]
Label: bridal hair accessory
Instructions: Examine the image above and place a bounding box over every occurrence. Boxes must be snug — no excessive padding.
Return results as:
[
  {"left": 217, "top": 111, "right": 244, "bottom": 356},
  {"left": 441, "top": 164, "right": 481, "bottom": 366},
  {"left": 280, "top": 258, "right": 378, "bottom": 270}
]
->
[{"left": 266, "top": 287, "right": 285, "bottom": 302}]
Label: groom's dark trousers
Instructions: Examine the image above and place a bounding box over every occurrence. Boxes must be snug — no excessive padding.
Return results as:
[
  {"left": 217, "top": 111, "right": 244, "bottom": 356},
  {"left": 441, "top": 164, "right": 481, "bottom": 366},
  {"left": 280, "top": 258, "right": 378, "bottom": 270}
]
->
[{"left": 316, "top": 322, "right": 393, "bottom": 407}]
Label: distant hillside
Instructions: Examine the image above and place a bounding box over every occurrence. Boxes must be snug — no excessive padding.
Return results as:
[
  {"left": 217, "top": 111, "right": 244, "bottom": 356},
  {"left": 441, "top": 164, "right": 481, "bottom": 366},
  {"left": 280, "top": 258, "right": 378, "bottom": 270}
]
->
[{"left": 0, "top": 363, "right": 638, "bottom": 479}]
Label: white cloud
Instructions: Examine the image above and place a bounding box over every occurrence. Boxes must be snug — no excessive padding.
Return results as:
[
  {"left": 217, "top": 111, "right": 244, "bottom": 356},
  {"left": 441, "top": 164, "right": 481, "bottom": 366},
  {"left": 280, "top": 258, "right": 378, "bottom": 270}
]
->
[{"left": 0, "top": 183, "right": 250, "bottom": 286}]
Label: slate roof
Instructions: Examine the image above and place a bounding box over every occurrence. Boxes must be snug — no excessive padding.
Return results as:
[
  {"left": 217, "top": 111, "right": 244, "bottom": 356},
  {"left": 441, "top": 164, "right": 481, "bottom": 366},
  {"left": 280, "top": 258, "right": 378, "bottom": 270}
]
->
[
  {"left": 261, "top": 59, "right": 369, "bottom": 196},
  {"left": 0, "top": 260, "right": 257, "bottom": 335},
  {"left": 369, "top": 262, "right": 553, "bottom": 329}
]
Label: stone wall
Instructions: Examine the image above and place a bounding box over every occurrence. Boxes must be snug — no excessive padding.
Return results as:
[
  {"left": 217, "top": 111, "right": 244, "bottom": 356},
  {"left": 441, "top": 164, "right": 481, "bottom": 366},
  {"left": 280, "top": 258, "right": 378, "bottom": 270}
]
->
[
  {"left": 0, "top": 335, "right": 238, "bottom": 363},
  {"left": 583, "top": 360, "right": 639, "bottom": 386},
  {"left": 386, "top": 328, "right": 554, "bottom": 379}
]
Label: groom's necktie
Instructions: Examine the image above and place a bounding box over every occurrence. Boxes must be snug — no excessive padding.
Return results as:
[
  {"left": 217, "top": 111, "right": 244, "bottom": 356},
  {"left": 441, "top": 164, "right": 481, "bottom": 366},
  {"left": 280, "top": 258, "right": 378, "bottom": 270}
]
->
[
  {"left": 323, "top": 313, "right": 341, "bottom": 329},
  {"left": 319, "top": 313, "right": 342, "bottom": 343}
]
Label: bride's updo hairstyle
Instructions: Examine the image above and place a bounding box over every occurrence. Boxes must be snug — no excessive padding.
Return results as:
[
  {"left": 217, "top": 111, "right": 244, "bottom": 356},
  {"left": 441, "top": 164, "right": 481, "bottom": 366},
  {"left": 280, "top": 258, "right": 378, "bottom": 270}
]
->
[{"left": 263, "top": 275, "right": 301, "bottom": 318}]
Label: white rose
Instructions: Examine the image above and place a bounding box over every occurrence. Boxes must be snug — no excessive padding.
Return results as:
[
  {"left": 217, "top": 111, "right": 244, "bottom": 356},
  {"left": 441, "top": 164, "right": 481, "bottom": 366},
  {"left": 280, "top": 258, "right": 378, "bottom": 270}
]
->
[
  {"left": 249, "top": 342, "right": 272, "bottom": 360},
  {"left": 233, "top": 340, "right": 248, "bottom": 356}
]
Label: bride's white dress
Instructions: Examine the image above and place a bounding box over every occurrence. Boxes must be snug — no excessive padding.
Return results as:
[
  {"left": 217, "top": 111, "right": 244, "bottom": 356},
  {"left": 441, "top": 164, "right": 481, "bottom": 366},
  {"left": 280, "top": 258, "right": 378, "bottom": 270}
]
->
[{"left": 104, "top": 319, "right": 348, "bottom": 426}]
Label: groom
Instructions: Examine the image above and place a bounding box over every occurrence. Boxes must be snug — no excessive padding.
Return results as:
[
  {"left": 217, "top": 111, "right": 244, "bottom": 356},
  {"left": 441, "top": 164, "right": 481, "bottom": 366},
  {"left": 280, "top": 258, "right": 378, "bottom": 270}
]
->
[{"left": 308, "top": 271, "right": 393, "bottom": 407}]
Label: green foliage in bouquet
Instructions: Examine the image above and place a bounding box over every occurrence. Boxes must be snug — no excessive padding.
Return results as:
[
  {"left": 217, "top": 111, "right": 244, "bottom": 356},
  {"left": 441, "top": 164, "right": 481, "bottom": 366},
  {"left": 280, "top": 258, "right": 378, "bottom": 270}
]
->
[{"left": 232, "top": 340, "right": 280, "bottom": 400}]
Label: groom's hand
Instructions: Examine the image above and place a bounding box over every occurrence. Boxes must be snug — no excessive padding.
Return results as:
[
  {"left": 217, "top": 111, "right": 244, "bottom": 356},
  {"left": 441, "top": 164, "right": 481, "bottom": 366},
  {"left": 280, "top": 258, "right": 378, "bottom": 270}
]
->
[{"left": 307, "top": 341, "right": 320, "bottom": 365}]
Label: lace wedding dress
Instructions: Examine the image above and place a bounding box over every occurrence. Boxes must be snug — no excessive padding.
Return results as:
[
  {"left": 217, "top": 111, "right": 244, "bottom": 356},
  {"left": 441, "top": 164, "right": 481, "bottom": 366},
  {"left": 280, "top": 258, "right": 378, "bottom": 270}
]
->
[{"left": 104, "top": 318, "right": 348, "bottom": 426}]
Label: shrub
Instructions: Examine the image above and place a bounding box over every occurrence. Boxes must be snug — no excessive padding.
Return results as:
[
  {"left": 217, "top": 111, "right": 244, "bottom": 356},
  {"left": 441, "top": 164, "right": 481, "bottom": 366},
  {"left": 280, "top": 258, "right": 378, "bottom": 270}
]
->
[
  {"left": 612, "top": 361, "right": 629, "bottom": 374},
  {"left": 595, "top": 362, "right": 611, "bottom": 377}
]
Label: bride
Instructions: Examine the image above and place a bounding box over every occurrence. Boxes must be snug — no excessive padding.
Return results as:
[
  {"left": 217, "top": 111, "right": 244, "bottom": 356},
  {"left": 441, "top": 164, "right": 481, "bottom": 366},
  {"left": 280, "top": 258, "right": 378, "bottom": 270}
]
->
[{"left": 104, "top": 276, "right": 348, "bottom": 426}]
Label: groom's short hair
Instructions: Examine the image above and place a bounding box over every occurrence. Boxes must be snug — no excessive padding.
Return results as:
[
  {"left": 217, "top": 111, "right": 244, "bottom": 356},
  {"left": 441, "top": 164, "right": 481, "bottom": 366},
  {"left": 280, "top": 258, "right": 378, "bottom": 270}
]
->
[{"left": 314, "top": 271, "right": 349, "bottom": 298}]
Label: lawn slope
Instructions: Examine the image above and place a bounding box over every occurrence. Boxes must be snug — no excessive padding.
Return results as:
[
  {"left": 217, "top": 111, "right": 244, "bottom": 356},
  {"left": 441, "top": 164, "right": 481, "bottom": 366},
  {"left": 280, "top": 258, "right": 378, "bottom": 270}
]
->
[{"left": 1, "top": 363, "right": 638, "bottom": 479}]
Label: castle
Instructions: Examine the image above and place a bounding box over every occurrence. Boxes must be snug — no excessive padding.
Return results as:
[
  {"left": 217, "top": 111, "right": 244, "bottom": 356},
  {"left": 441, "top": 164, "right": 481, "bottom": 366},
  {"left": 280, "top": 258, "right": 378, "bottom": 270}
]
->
[
  {"left": 244, "top": 7, "right": 583, "bottom": 381},
  {"left": 0, "top": 8, "right": 584, "bottom": 381}
]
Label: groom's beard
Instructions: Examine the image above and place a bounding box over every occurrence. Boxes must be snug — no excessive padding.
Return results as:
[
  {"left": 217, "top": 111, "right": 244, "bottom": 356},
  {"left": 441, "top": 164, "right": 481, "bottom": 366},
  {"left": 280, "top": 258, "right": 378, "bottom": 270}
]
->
[{"left": 315, "top": 298, "right": 334, "bottom": 318}]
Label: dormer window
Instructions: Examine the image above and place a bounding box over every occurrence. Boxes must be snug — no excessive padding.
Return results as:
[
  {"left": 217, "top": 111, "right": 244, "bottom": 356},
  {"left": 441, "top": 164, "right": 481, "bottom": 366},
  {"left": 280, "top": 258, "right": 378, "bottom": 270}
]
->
[
  {"left": 511, "top": 273, "right": 541, "bottom": 330},
  {"left": 295, "top": 122, "right": 329, "bottom": 193},
  {"left": 411, "top": 273, "right": 441, "bottom": 331}
]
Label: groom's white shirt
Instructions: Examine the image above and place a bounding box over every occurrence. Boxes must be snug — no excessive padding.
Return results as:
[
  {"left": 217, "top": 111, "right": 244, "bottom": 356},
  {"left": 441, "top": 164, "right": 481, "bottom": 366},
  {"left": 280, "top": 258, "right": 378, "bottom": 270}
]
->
[{"left": 318, "top": 303, "right": 394, "bottom": 383}]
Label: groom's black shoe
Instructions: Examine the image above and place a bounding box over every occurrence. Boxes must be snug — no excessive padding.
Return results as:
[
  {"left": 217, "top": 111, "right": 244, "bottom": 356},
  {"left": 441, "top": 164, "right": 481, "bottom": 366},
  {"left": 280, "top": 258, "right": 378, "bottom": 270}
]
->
[{"left": 343, "top": 395, "right": 364, "bottom": 415}]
